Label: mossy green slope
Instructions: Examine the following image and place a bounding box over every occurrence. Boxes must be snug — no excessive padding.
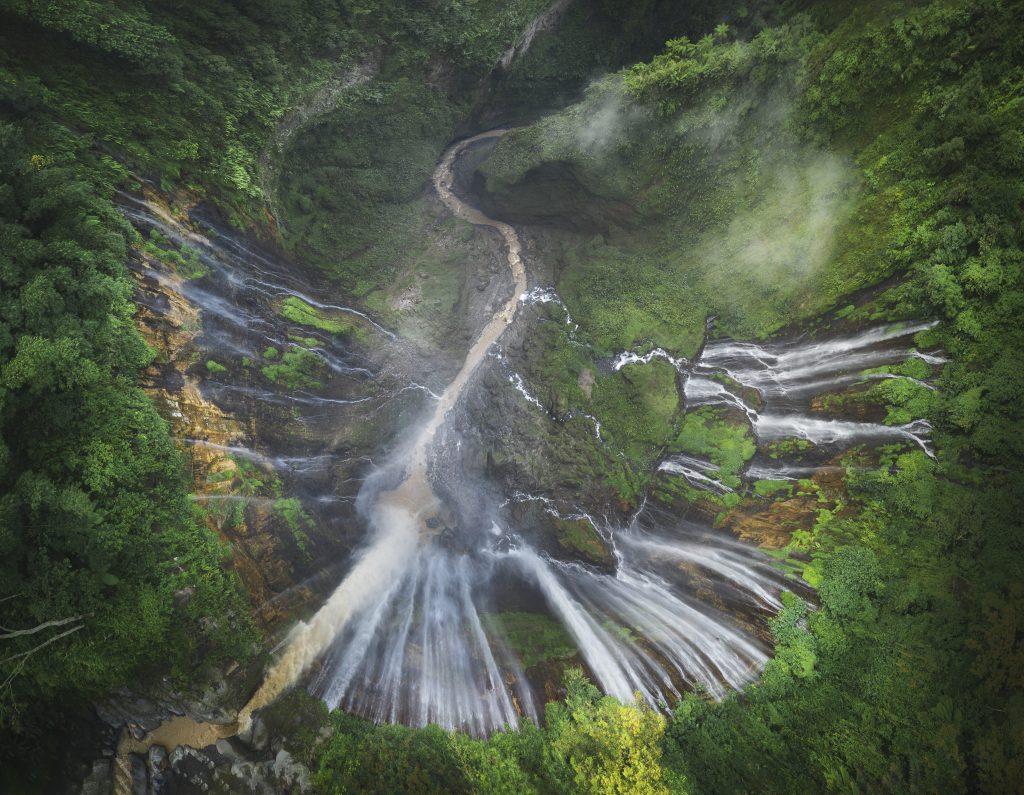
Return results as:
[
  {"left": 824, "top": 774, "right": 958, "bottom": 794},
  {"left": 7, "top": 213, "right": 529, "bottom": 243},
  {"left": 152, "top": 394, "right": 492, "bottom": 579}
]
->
[{"left": 472, "top": 2, "right": 1024, "bottom": 791}]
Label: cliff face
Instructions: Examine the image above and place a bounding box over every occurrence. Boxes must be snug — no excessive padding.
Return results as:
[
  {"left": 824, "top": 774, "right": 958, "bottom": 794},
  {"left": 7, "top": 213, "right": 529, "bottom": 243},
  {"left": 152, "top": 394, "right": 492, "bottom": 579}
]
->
[{"left": 128, "top": 191, "right": 333, "bottom": 633}]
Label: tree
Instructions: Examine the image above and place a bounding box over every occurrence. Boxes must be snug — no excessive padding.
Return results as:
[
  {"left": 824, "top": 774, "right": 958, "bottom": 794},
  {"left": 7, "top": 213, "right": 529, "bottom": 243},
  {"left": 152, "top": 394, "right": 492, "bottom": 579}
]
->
[{"left": 544, "top": 668, "right": 674, "bottom": 795}]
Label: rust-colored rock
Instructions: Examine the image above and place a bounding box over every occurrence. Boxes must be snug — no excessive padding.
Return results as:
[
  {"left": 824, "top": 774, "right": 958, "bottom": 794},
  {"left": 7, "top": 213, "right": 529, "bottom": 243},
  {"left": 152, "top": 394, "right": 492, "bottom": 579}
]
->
[
  {"left": 720, "top": 494, "right": 819, "bottom": 549},
  {"left": 127, "top": 192, "right": 314, "bottom": 633}
]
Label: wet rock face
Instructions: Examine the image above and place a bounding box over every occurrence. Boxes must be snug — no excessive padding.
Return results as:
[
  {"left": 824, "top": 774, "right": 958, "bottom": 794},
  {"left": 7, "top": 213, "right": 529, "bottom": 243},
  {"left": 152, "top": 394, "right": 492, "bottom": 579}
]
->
[
  {"left": 720, "top": 493, "right": 819, "bottom": 549},
  {"left": 146, "top": 746, "right": 171, "bottom": 795},
  {"left": 129, "top": 754, "right": 148, "bottom": 793},
  {"left": 471, "top": 161, "right": 635, "bottom": 233},
  {"left": 118, "top": 738, "right": 316, "bottom": 795},
  {"left": 130, "top": 242, "right": 302, "bottom": 630},
  {"left": 140, "top": 700, "right": 328, "bottom": 794},
  {"left": 169, "top": 745, "right": 220, "bottom": 792},
  {"left": 454, "top": 367, "right": 620, "bottom": 515},
  {"left": 236, "top": 714, "right": 269, "bottom": 752},
  {"left": 96, "top": 67, "right": 938, "bottom": 790},
  {"left": 125, "top": 190, "right": 393, "bottom": 633},
  {"left": 79, "top": 760, "right": 112, "bottom": 795}
]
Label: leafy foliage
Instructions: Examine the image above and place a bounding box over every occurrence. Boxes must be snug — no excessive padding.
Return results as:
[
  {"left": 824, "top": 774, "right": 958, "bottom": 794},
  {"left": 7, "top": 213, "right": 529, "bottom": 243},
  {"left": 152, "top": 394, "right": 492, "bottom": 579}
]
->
[
  {"left": 472, "top": 1, "right": 1024, "bottom": 791},
  {"left": 621, "top": 3, "right": 1024, "bottom": 790},
  {"left": 488, "top": 611, "right": 578, "bottom": 669},
  {"left": 2, "top": 0, "right": 1022, "bottom": 792},
  {"left": 0, "top": 104, "right": 253, "bottom": 737},
  {"left": 311, "top": 667, "right": 676, "bottom": 794}
]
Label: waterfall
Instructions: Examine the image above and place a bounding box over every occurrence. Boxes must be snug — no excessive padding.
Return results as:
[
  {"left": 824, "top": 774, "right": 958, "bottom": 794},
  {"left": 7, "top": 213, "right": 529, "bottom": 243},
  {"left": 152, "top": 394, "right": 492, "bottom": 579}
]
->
[
  {"left": 237, "top": 130, "right": 802, "bottom": 734},
  {"left": 313, "top": 549, "right": 536, "bottom": 733},
  {"left": 239, "top": 494, "right": 422, "bottom": 724},
  {"left": 240, "top": 129, "right": 530, "bottom": 729},
  {"left": 640, "top": 320, "right": 944, "bottom": 467},
  {"left": 117, "top": 130, "right": 932, "bottom": 745}
]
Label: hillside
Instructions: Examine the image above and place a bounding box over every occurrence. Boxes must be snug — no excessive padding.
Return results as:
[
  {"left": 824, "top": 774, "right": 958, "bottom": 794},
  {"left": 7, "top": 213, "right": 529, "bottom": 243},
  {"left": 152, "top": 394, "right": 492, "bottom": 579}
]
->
[{"left": 1, "top": 1, "right": 1021, "bottom": 792}]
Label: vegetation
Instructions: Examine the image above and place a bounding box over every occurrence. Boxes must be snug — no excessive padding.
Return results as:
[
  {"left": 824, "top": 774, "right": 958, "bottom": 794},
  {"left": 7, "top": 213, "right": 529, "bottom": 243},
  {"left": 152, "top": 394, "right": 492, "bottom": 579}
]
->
[
  {"left": 752, "top": 479, "right": 792, "bottom": 498},
  {"left": 274, "top": 497, "right": 313, "bottom": 557},
  {"left": 0, "top": 0, "right": 539, "bottom": 775},
  {"left": 307, "top": 667, "right": 671, "bottom": 794},
  {"left": 593, "top": 360, "right": 680, "bottom": 462},
  {"left": 673, "top": 408, "right": 756, "bottom": 489},
  {"left": 143, "top": 229, "right": 208, "bottom": 280},
  {"left": 1, "top": 0, "right": 1022, "bottom": 792},
  {"left": 594, "top": 1, "right": 1023, "bottom": 791},
  {"left": 261, "top": 346, "right": 325, "bottom": 390},
  {"left": 325, "top": 1, "right": 1020, "bottom": 791},
  {"left": 552, "top": 517, "right": 612, "bottom": 566},
  {"left": 0, "top": 106, "right": 254, "bottom": 741},
  {"left": 489, "top": 611, "right": 578, "bottom": 669},
  {"left": 280, "top": 296, "right": 358, "bottom": 337}
]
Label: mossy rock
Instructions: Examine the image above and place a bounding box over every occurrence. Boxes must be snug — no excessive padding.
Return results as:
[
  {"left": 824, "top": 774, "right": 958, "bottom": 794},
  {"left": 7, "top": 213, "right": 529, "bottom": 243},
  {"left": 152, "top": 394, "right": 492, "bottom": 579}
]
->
[
  {"left": 280, "top": 296, "right": 362, "bottom": 339},
  {"left": 672, "top": 406, "right": 756, "bottom": 488},
  {"left": 486, "top": 611, "right": 578, "bottom": 669},
  {"left": 552, "top": 516, "right": 614, "bottom": 567}
]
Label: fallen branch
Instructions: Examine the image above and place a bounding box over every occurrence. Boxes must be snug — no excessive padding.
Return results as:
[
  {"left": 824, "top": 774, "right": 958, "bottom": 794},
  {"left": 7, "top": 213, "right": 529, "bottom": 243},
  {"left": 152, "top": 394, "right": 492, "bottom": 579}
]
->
[
  {"left": 0, "top": 623, "right": 85, "bottom": 667},
  {"left": 0, "top": 614, "right": 85, "bottom": 640},
  {"left": 0, "top": 623, "right": 85, "bottom": 695}
]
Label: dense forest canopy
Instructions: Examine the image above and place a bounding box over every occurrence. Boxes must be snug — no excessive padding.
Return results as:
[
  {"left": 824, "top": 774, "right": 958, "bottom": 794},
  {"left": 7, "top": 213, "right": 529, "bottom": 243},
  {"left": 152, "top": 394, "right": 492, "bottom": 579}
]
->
[{"left": 1, "top": 0, "right": 1022, "bottom": 792}]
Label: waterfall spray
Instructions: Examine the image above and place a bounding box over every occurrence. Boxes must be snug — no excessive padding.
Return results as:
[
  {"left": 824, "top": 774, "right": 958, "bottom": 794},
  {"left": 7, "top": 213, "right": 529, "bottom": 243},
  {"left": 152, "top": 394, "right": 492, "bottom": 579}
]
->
[{"left": 238, "top": 129, "right": 527, "bottom": 727}]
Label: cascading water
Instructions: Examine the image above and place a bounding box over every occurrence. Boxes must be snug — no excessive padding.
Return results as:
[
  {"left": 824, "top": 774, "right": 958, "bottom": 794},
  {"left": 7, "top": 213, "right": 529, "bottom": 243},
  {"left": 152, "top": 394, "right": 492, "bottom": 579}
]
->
[
  {"left": 692, "top": 321, "right": 941, "bottom": 458},
  {"left": 239, "top": 129, "right": 531, "bottom": 728},
  {"left": 117, "top": 124, "right": 940, "bottom": 757},
  {"left": 659, "top": 453, "right": 734, "bottom": 495},
  {"left": 615, "top": 318, "right": 943, "bottom": 495},
  {"left": 236, "top": 130, "right": 807, "bottom": 734},
  {"left": 313, "top": 546, "right": 537, "bottom": 733}
]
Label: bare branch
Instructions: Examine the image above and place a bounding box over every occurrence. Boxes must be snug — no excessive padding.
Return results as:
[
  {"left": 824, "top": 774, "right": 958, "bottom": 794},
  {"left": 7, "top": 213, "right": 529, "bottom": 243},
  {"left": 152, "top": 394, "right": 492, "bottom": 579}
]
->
[
  {"left": 0, "top": 615, "right": 85, "bottom": 641},
  {"left": 0, "top": 624, "right": 84, "bottom": 668}
]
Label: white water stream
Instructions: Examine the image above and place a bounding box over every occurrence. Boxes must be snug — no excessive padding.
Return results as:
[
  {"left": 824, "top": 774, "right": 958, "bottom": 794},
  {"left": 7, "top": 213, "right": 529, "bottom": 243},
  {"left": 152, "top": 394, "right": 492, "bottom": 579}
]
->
[
  {"left": 238, "top": 130, "right": 528, "bottom": 727},
  {"left": 238, "top": 130, "right": 798, "bottom": 734},
  {"left": 112, "top": 124, "right": 904, "bottom": 789},
  {"left": 618, "top": 320, "right": 943, "bottom": 498}
]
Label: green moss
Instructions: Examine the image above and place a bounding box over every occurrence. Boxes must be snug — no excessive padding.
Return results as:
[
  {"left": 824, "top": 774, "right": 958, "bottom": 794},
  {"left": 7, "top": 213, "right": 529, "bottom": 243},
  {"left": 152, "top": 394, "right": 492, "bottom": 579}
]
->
[
  {"left": 488, "top": 612, "right": 578, "bottom": 669},
  {"left": 384, "top": 217, "right": 483, "bottom": 346},
  {"left": 280, "top": 296, "right": 359, "bottom": 338},
  {"left": 274, "top": 497, "right": 313, "bottom": 557},
  {"left": 552, "top": 517, "right": 611, "bottom": 565},
  {"left": 557, "top": 242, "right": 707, "bottom": 357},
  {"left": 205, "top": 359, "right": 227, "bottom": 374},
  {"left": 143, "top": 229, "right": 208, "bottom": 280},
  {"left": 754, "top": 479, "right": 794, "bottom": 497},
  {"left": 818, "top": 372, "right": 935, "bottom": 427},
  {"left": 273, "top": 497, "right": 309, "bottom": 530},
  {"left": 478, "top": 63, "right": 861, "bottom": 353},
  {"left": 263, "top": 346, "right": 279, "bottom": 360},
  {"left": 673, "top": 407, "right": 756, "bottom": 488},
  {"left": 202, "top": 456, "right": 281, "bottom": 530},
  {"left": 261, "top": 347, "right": 324, "bottom": 389},
  {"left": 764, "top": 438, "right": 813, "bottom": 459},
  {"left": 518, "top": 319, "right": 592, "bottom": 416},
  {"left": 875, "top": 378, "right": 935, "bottom": 426},
  {"left": 277, "top": 78, "right": 460, "bottom": 292},
  {"left": 593, "top": 360, "right": 680, "bottom": 462}
]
